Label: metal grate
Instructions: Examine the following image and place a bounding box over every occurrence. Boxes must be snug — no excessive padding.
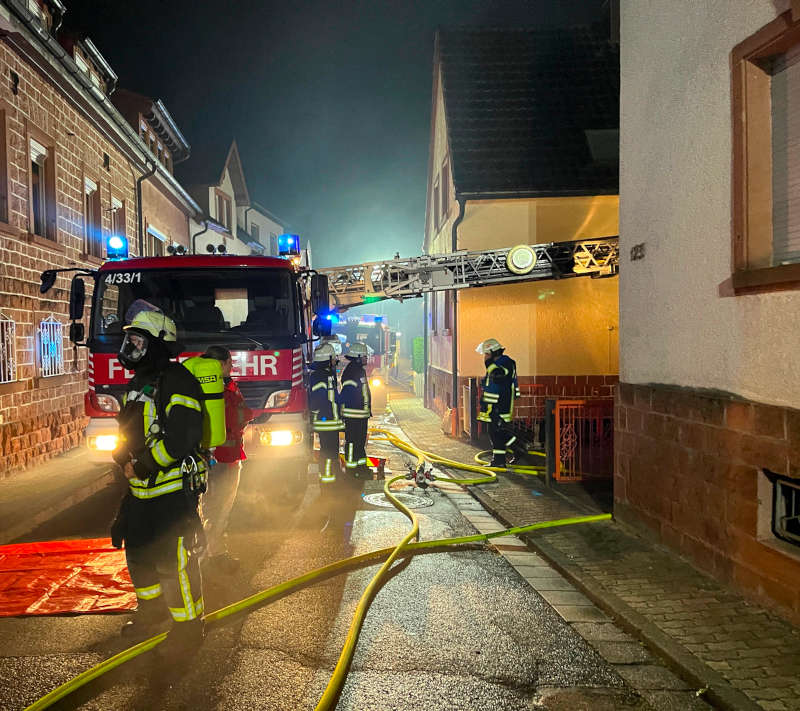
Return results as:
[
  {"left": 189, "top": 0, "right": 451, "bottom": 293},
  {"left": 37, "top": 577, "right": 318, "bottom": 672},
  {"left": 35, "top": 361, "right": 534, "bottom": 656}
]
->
[
  {"left": 0, "top": 313, "right": 16, "bottom": 383},
  {"left": 38, "top": 316, "right": 64, "bottom": 377},
  {"left": 773, "top": 477, "right": 800, "bottom": 546}
]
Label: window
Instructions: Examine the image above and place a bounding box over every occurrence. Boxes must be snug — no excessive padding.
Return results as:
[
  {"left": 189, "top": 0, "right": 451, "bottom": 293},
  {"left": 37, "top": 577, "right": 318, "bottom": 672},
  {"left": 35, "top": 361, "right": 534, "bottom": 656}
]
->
[
  {"left": 29, "top": 134, "right": 55, "bottom": 240},
  {"left": 251, "top": 223, "right": 260, "bottom": 242},
  {"left": 444, "top": 289, "right": 452, "bottom": 332},
  {"left": 110, "top": 197, "right": 125, "bottom": 241},
  {"left": 0, "top": 313, "right": 16, "bottom": 384},
  {"left": 732, "top": 9, "right": 800, "bottom": 291},
  {"left": 146, "top": 225, "right": 166, "bottom": 257},
  {"left": 74, "top": 53, "right": 89, "bottom": 75},
  {"left": 27, "top": 0, "right": 41, "bottom": 19},
  {"left": 84, "top": 176, "right": 102, "bottom": 258},
  {"left": 139, "top": 120, "right": 148, "bottom": 142},
  {"left": 772, "top": 474, "right": 800, "bottom": 547},
  {"left": 216, "top": 191, "right": 232, "bottom": 230},
  {"left": 38, "top": 316, "right": 64, "bottom": 377},
  {"left": 441, "top": 161, "right": 450, "bottom": 221},
  {"left": 430, "top": 291, "right": 438, "bottom": 333}
]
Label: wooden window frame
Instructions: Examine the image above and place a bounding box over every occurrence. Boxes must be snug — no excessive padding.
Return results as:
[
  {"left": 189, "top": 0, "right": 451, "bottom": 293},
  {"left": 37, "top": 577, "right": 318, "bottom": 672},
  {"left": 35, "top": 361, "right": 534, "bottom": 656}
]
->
[
  {"left": 0, "top": 100, "right": 11, "bottom": 226},
  {"left": 110, "top": 195, "right": 126, "bottom": 241},
  {"left": 81, "top": 169, "right": 103, "bottom": 260},
  {"left": 215, "top": 188, "right": 232, "bottom": 231},
  {"left": 25, "top": 120, "right": 58, "bottom": 245},
  {"left": 732, "top": 8, "right": 800, "bottom": 293}
]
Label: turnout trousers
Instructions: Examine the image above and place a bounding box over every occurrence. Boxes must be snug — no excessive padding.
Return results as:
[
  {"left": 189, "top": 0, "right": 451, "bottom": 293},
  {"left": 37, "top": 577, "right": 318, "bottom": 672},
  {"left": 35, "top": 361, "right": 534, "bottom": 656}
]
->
[
  {"left": 488, "top": 416, "right": 517, "bottom": 467},
  {"left": 126, "top": 531, "right": 204, "bottom": 624},
  {"left": 344, "top": 418, "right": 368, "bottom": 471},
  {"left": 317, "top": 430, "right": 341, "bottom": 484},
  {"left": 202, "top": 461, "right": 241, "bottom": 557}
]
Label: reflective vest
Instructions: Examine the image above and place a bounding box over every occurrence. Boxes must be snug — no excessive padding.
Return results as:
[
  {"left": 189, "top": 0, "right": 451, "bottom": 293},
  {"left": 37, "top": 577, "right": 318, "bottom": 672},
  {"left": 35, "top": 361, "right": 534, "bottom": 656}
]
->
[
  {"left": 340, "top": 361, "right": 371, "bottom": 419},
  {"left": 477, "top": 354, "right": 520, "bottom": 424},
  {"left": 308, "top": 364, "right": 344, "bottom": 431},
  {"left": 117, "top": 362, "right": 207, "bottom": 501}
]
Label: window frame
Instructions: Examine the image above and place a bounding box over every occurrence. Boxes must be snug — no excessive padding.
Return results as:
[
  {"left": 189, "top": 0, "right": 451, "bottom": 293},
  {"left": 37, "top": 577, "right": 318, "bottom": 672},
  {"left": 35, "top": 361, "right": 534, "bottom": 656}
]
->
[
  {"left": 215, "top": 189, "right": 233, "bottom": 231},
  {"left": 0, "top": 100, "right": 11, "bottom": 225},
  {"left": 25, "top": 121, "right": 57, "bottom": 243},
  {"left": 82, "top": 171, "right": 103, "bottom": 259},
  {"left": 731, "top": 9, "right": 800, "bottom": 292},
  {"left": 110, "top": 195, "right": 126, "bottom": 242}
]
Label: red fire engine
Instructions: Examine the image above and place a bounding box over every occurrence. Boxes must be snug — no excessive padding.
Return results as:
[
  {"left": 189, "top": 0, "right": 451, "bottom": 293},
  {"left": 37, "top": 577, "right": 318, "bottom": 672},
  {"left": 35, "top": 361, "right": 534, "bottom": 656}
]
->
[{"left": 43, "top": 249, "right": 330, "bottom": 493}]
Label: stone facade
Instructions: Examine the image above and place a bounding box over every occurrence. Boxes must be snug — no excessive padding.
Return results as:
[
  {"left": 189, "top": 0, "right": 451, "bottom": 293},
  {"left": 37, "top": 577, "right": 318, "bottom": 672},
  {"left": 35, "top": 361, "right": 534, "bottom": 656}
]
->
[{"left": 615, "top": 382, "right": 800, "bottom": 620}]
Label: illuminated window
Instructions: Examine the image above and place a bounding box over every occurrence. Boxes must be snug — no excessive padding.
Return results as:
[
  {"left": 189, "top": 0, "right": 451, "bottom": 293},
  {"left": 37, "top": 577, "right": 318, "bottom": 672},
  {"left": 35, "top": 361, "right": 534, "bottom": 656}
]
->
[
  {"left": 0, "top": 312, "right": 16, "bottom": 384},
  {"left": 38, "top": 316, "right": 64, "bottom": 377}
]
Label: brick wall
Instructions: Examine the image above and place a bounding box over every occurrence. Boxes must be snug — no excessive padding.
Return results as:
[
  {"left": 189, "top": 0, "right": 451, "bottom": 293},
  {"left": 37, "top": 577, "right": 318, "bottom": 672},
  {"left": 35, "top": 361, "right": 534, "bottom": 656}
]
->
[
  {"left": 142, "top": 180, "right": 190, "bottom": 249},
  {"left": 615, "top": 382, "right": 800, "bottom": 621},
  {"left": 0, "top": 39, "right": 140, "bottom": 477}
]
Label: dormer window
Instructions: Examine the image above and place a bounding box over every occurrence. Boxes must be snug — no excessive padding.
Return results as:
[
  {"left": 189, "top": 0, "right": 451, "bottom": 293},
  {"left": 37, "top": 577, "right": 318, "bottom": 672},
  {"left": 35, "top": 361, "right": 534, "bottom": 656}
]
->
[
  {"left": 27, "top": 0, "right": 42, "bottom": 19},
  {"left": 74, "top": 52, "right": 89, "bottom": 75}
]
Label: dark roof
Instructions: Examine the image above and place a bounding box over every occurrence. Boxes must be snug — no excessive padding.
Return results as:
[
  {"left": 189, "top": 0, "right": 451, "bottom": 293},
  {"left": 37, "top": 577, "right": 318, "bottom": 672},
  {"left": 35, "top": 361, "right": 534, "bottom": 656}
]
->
[
  {"left": 111, "top": 89, "right": 190, "bottom": 162},
  {"left": 438, "top": 27, "right": 619, "bottom": 198}
]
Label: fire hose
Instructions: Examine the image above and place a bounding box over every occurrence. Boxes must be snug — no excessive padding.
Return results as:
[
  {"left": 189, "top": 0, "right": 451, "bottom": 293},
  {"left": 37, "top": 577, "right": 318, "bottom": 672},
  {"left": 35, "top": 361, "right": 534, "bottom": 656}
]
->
[{"left": 24, "top": 428, "right": 611, "bottom": 711}]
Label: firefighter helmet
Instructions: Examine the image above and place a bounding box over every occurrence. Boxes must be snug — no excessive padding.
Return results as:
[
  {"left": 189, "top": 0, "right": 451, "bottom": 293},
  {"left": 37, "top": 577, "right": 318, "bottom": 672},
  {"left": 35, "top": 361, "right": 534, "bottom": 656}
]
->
[
  {"left": 345, "top": 342, "right": 370, "bottom": 359},
  {"left": 475, "top": 338, "right": 504, "bottom": 355},
  {"left": 313, "top": 342, "right": 337, "bottom": 363},
  {"left": 123, "top": 300, "right": 177, "bottom": 342}
]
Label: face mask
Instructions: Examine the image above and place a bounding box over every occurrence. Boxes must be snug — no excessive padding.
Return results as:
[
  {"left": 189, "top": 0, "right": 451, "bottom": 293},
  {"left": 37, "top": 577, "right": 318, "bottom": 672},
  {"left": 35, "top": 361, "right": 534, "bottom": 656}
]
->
[{"left": 119, "top": 331, "right": 150, "bottom": 370}]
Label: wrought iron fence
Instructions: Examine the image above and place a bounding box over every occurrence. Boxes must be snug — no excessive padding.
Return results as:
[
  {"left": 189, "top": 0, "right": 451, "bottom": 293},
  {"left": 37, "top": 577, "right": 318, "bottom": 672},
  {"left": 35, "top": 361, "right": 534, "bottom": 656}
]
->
[
  {"left": 38, "top": 316, "right": 65, "bottom": 378},
  {"left": 552, "top": 398, "right": 614, "bottom": 482},
  {"left": 0, "top": 314, "right": 15, "bottom": 383}
]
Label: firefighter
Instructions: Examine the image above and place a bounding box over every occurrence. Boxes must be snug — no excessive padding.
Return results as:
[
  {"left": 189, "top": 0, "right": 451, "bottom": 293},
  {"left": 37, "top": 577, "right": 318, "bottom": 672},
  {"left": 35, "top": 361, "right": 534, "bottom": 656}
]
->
[
  {"left": 308, "top": 342, "right": 343, "bottom": 485},
  {"left": 110, "top": 300, "right": 206, "bottom": 654},
  {"left": 340, "top": 342, "right": 372, "bottom": 477},
  {"left": 476, "top": 338, "right": 521, "bottom": 467}
]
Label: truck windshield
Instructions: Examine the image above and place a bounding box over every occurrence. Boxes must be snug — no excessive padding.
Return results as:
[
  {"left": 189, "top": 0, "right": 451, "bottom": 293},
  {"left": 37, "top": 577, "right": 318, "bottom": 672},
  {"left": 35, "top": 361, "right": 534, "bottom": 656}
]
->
[{"left": 92, "top": 268, "right": 300, "bottom": 349}]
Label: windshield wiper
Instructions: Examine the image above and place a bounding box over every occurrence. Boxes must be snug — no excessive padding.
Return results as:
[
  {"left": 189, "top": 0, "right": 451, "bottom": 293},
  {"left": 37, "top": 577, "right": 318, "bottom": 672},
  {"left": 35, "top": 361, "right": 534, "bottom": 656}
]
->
[{"left": 178, "top": 330, "right": 267, "bottom": 350}]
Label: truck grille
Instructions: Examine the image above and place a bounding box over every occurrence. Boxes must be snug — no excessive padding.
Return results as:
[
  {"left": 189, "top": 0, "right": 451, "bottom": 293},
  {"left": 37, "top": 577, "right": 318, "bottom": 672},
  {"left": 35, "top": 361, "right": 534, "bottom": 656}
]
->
[{"left": 236, "top": 380, "right": 292, "bottom": 410}]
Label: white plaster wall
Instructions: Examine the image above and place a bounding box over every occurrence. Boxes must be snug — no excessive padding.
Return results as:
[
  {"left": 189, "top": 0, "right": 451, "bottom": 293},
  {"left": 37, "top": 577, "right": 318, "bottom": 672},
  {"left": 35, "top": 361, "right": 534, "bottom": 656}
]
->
[{"left": 620, "top": 0, "right": 800, "bottom": 408}]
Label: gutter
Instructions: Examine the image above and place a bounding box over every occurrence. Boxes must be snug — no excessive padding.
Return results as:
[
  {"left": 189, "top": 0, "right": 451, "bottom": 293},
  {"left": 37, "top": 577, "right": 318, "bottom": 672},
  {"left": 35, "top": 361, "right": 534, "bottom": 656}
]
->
[
  {"left": 136, "top": 160, "right": 157, "bottom": 255},
  {"left": 450, "top": 197, "right": 466, "bottom": 431},
  {"left": 0, "top": 2, "right": 201, "bottom": 218}
]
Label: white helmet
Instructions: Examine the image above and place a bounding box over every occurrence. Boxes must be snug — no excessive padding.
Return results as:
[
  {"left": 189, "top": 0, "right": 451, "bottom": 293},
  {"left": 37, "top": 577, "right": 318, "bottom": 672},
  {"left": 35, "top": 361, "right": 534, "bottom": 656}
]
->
[
  {"left": 475, "top": 338, "right": 504, "bottom": 355},
  {"left": 345, "top": 342, "right": 370, "bottom": 359},
  {"left": 313, "top": 342, "right": 337, "bottom": 363}
]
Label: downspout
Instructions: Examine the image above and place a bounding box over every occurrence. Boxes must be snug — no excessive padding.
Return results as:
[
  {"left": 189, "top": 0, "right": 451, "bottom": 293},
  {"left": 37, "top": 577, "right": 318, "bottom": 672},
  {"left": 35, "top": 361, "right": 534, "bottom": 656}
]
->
[
  {"left": 192, "top": 220, "right": 210, "bottom": 255},
  {"left": 450, "top": 197, "right": 466, "bottom": 433},
  {"left": 136, "top": 160, "right": 157, "bottom": 256}
]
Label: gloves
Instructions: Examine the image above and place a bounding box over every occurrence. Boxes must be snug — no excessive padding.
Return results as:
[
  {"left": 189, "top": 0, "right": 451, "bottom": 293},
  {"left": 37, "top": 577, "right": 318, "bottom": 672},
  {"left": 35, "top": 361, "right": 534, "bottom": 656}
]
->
[{"left": 112, "top": 446, "right": 130, "bottom": 467}]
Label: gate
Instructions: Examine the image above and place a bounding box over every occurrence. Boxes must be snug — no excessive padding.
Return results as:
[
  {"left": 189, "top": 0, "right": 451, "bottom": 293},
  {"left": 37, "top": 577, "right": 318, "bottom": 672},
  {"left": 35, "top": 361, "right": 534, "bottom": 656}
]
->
[{"left": 550, "top": 398, "right": 614, "bottom": 482}]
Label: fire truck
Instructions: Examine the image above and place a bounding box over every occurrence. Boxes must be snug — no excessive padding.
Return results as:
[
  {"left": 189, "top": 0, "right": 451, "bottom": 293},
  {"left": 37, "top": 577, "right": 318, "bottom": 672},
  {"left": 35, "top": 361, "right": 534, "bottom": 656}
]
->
[{"left": 42, "top": 235, "right": 618, "bottom": 491}]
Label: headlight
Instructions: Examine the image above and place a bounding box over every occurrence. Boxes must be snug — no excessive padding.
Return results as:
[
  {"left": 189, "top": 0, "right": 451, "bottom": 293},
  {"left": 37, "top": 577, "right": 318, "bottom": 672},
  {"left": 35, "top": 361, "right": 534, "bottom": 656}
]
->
[
  {"left": 95, "top": 394, "right": 120, "bottom": 413},
  {"left": 87, "top": 434, "right": 118, "bottom": 451},
  {"left": 264, "top": 389, "right": 291, "bottom": 409},
  {"left": 259, "top": 429, "right": 303, "bottom": 447},
  {"left": 371, "top": 378, "right": 382, "bottom": 388}
]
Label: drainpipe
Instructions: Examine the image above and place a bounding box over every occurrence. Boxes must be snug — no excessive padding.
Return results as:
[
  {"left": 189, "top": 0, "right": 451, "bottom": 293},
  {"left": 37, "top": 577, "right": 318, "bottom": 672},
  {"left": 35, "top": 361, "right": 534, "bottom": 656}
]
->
[
  {"left": 136, "top": 160, "right": 157, "bottom": 255},
  {"left": 192, "top": 220, "right": 210, "bottom": 255},
  {"left": 450, "top": 197, "right": 466, "bottom": 432}
]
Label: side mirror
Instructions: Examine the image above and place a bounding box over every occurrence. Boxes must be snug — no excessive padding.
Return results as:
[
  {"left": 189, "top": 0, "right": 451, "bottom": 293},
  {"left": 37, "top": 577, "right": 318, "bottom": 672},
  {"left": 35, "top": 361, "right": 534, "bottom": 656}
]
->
[
  {"left": 69, "top": 277, "right": 86, "bottom": 321},
  {"left": 310, "top": 274, "right": 329, "bottom": 314},
  {"left": 69, "top": 322, "right": 85, "bottom": 344},
  {"left": 40, "top": 270, "right": 57, "bottom": 294}
]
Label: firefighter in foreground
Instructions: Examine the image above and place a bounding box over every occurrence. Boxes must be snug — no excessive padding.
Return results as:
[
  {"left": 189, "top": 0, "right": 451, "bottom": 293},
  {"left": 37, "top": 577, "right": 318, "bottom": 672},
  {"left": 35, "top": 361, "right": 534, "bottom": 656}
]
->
[
  {"left": 340, "top": 342, "right": 372, "bottom": 477},
  {"left": 476, "top": 338, "right": 522, "bottom": 467},
  {"left": 308, "top": 342, "right": 344, "bottom": 486},
  {"left": 111, "top": 301, "right": 208, "bottom": 654}
]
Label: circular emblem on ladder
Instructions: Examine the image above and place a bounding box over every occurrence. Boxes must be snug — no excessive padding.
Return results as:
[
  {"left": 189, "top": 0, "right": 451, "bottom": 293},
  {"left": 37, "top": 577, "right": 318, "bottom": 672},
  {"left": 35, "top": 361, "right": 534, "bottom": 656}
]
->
[
  {"left": 363, "top": 492, "right": 434, "bottom": 509},
  {"left": 506, "top": 245, "right": 537, "bottom": 275}
]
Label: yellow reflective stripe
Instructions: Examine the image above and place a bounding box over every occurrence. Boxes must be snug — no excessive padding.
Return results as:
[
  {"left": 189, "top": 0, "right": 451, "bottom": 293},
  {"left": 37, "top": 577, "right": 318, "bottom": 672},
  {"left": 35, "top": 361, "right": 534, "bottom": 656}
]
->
[
  {"left": 129, "top": 476, "right": 184, "bottom": 499},
  {"left": 166, "top": 394, "right": 201, "bottom": 416},
  {"left": 176, "top": 537, "right": 197, "bottom": 621},
  {"left": 135, "top": 583, "right": 162, "bottom": 600},
  {"left": 143, "top": 400, "right": 156, "bottom": 432},
  {"left": 341, "top": 380, "right": 358, "bottom": 388},
  {"left": 311, "top": 382, "right": 327, "bottom": 391},
  {"left": 500, "top": 414, "right": 512, "bottom": 422},
  {"left": 486, "top": 363, "right": 498, "bottom": 373},
  {"left": 151, "top": 439, "right": 174, "bottom": 468}
]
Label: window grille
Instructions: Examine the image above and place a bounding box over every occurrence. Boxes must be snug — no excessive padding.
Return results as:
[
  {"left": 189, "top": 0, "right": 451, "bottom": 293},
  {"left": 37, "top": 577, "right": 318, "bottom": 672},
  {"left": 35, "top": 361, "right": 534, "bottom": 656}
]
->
[
  {"left": 38, "top": 316, "right": 64, "bottom": 377},
  {"left": 773, "top": 476, "right": 800, "bottom": 547},
  {"left": 0, "top": 313, "right": 16, "bottom": 383}
]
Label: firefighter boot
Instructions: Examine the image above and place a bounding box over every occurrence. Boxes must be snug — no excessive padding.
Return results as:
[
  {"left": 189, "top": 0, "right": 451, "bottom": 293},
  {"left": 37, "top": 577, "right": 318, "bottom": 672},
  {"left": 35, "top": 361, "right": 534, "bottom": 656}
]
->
[
  {"left": 121, "top": 598, "right": 170, "bottom": 639},
  {"left": 157, "top": 618, "right": 205, "bottom": 665}
]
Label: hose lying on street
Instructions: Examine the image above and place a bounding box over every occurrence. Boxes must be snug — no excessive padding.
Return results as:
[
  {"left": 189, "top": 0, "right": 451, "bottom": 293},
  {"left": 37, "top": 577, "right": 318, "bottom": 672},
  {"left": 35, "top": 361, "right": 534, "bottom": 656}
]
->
[
  {"left": 473, "top": 448, "right": 546, "bottom": 476},
  {"left": 24, "top": 428, "right": 611, "bottom": 711}
]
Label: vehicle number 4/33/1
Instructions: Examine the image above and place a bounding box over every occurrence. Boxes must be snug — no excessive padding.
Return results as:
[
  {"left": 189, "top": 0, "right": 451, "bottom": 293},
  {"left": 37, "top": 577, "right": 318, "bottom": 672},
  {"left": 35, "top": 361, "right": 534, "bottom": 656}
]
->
[{"left": 104, "top": 272, "right": 141, "bottom": 285}]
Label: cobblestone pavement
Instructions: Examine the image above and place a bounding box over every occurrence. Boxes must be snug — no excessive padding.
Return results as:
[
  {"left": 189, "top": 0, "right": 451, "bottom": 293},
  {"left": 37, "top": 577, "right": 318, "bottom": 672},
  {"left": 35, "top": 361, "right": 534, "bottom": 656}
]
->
[{"left": 387, "top": 395, "right": 800, "bottom": 711}]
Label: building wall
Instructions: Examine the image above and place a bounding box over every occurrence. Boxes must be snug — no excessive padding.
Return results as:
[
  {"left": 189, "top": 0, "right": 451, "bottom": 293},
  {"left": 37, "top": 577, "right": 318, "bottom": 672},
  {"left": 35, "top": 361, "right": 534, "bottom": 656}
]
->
[
  {"left": 141, "top": 180, "right": 190, "bottom": 250},
  {"left": 619, "top": 0, "right": 800, "bottom": 619},
  {"left": 237, "top": 205, "right": 283, "bottom": 255},
  {"left": 0, "top": 38, "right": 139, "bottom": 476}
]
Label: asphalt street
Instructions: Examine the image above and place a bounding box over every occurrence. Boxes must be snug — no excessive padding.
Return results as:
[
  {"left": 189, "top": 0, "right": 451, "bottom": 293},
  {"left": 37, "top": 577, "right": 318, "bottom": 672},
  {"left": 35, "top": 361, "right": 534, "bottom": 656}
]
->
[{"left": 0, "top": 416, "right": 678, "bottom": 711}]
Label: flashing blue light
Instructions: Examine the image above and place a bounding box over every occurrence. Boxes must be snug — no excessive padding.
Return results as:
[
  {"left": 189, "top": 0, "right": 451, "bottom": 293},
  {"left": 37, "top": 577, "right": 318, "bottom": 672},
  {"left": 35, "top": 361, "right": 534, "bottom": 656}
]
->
[
  {"left": 325, "top": 313, "right": 339, "bottom": 324},
  {"left": 106, "top": 234, "right": 129, "bottom": 260},
  {"left": 278, "top": 233, "right": 301, "bottom": 258}
]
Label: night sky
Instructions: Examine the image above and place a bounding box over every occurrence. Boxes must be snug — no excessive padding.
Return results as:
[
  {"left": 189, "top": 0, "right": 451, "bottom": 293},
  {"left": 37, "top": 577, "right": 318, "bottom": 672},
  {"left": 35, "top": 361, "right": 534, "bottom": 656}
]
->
[{"left": 65, "top": 0, "right": 609, "bottom": 339}]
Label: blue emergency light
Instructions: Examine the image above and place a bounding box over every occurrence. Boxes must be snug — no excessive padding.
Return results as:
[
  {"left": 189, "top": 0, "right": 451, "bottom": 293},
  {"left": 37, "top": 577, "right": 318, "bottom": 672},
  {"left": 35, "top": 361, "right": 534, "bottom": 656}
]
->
[
  {"left": 325, "top": 312, "right": 339, "bottom": 324},
  {"left": 278, "top": 234, "right": 300, "bottom": 258},
  {"left": 106, "top": 234, "right": 129, "bottom": 260}
]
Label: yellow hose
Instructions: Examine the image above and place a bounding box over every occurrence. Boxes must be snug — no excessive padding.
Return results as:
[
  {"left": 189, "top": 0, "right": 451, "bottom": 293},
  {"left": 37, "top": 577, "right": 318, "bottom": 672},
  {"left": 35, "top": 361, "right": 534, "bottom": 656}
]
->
[
  {"left": 24, "top": 428, "right": 611, "bottom": 711},
  {"left": 473, "top": 449, "right": 546, "bottom": 476}
]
